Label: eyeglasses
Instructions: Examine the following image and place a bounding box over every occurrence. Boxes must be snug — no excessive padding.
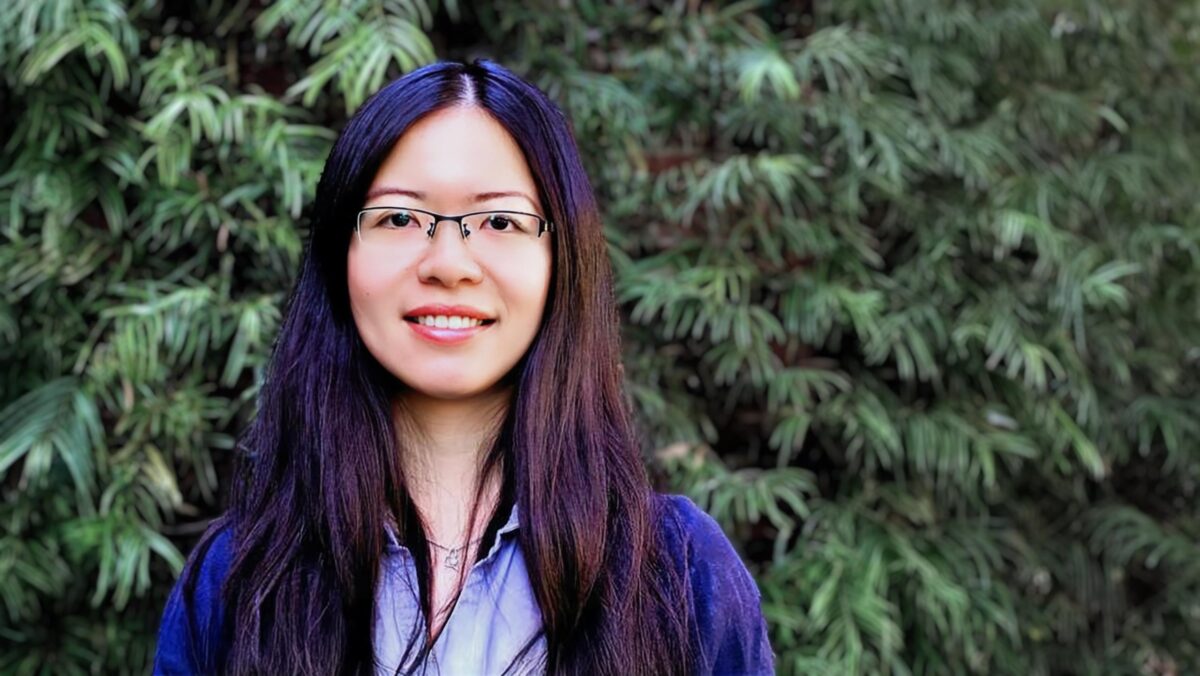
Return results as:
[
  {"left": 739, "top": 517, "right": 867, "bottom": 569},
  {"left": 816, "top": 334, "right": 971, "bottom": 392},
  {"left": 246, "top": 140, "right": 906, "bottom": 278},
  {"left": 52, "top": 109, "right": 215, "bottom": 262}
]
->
[{"left": 355, "top": 206, "right": 554, "bottom": 254}]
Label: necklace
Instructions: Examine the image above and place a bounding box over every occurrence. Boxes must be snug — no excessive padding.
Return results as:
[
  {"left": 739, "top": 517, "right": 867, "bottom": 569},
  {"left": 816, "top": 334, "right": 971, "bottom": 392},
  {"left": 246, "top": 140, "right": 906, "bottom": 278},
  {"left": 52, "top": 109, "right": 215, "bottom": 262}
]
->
[{"left": 427, "top": 536, "right": 486, "bottom": 571}]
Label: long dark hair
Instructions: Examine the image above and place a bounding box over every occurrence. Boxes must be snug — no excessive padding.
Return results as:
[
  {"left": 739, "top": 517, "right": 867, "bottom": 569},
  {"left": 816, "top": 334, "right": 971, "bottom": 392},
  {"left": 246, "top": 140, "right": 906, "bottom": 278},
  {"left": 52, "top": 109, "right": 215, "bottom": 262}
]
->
[{"left": 179, "top": 60, "right": 696, "bottom": 674}]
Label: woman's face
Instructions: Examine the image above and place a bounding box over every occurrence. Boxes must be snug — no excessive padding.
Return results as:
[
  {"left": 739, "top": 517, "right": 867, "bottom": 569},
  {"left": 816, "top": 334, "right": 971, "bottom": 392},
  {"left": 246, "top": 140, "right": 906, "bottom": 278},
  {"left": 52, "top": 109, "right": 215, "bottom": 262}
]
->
[{"left": 348, "top": 107, "right": 553, "bottom": 401}]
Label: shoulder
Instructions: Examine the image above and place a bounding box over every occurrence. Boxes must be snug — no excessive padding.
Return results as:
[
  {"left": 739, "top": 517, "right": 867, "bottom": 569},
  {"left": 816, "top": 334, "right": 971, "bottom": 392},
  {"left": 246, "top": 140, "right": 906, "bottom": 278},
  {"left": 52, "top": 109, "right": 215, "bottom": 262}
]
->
[
  {"left": 154, "top": 521, "right": 235, "bottom": 675},
  {"left": 656, "top": 494, "right": 739, "bottom": 564},
  {"left": 654, "top": 494, "right": 758, "bottom": 597},
  {"left": 654, "top": 494, "right": 775, "bottom": 675}
]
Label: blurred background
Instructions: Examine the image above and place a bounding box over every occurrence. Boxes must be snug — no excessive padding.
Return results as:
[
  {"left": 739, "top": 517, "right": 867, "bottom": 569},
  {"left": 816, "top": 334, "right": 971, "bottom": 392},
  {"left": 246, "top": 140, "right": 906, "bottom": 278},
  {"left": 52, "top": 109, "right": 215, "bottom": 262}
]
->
[{"left": 2, "top": 0, "right": 1198, "bottom": 674}]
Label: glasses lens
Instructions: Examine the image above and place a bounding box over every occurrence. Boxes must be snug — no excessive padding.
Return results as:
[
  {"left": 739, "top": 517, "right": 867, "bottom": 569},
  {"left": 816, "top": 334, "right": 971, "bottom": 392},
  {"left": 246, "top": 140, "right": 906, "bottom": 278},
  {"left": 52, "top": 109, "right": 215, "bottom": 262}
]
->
[
  {"left": 358, "top": 208, "right": 433, "bottom": 242},
  {"left": 463, "top": 211, "right": 543, "bottom": 237}
]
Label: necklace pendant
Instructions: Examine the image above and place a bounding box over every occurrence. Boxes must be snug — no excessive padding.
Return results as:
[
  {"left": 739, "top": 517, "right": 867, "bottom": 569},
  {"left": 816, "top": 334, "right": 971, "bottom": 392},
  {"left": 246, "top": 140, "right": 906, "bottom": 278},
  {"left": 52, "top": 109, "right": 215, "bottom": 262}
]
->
[{"left": 444, "top": 548, "right": 461, "bottom": 570}]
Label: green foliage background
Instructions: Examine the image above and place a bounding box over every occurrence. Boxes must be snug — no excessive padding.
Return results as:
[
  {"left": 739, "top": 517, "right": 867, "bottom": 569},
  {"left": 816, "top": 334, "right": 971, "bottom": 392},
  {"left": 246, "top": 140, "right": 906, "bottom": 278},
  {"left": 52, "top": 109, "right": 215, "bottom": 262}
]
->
[{"left": 2, "top": 0, "right": 1198, "bottom": 673}]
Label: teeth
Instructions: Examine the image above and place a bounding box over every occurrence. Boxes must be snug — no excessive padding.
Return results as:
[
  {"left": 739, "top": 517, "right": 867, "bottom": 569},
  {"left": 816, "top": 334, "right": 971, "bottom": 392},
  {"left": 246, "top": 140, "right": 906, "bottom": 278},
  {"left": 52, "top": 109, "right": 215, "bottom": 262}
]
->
[{"left": 414, "top": 315, "right": 484, "bottom": 328}]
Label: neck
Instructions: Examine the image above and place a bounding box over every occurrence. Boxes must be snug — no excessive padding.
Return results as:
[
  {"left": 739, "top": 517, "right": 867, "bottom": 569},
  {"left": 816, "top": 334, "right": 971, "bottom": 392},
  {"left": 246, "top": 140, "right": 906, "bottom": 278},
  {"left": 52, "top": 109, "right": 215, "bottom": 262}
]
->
[{"left": 393, "top": 386, "right": 509, "bottom": 543}]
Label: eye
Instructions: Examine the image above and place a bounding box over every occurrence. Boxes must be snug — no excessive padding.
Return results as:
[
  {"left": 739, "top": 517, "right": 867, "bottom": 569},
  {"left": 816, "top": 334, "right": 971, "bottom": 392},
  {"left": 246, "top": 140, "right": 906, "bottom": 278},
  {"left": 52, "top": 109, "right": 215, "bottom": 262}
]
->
[
  {"left": 387, "top": 210, "right": 414, "bottom": 228},
  {"left": 485, "top": 214, "right": 515, "bottom": 231}
]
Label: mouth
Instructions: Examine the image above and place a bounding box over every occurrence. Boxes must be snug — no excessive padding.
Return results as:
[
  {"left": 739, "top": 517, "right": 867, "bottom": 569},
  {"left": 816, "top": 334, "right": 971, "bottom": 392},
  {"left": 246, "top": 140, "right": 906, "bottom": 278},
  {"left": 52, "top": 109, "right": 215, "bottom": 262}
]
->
[
  {"left": 403, "top": 315, "right": 497, "bottom": 329},
  {"left": 402, "top": 310, "right": 497, "bottom": 345}
]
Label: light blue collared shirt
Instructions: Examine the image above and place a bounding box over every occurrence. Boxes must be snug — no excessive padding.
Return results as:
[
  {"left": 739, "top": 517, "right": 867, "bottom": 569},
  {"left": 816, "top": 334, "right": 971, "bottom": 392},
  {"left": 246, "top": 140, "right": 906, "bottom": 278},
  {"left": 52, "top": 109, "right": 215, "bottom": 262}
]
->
[
  {"left": 154, "top": 496, "right": 774, "bottom": 675},
  {"left": 374, "top": 507, "right": 545, "bottom": 674}
]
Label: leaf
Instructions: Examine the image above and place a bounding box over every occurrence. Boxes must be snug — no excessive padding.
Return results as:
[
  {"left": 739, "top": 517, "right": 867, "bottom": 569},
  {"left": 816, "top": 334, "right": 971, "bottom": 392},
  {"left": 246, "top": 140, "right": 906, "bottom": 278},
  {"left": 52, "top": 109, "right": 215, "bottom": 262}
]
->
[{"left": 0, "top": 378, "right": 102, "bottom": 509}]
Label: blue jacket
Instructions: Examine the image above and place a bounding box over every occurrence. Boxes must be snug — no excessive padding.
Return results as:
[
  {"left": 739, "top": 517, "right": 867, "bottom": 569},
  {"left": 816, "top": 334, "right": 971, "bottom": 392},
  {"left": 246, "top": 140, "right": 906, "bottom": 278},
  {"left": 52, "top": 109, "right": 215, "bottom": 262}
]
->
[{"left": 154, "top": 495, "right": 774, "bottom": 674}]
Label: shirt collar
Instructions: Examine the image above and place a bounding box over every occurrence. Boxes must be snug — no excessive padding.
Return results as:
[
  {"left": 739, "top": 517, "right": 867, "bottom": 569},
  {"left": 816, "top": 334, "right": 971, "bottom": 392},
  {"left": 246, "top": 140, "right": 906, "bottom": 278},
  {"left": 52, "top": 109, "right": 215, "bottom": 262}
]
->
[{"left": 383, "top": 505, "right": 521, "bottom": 555}]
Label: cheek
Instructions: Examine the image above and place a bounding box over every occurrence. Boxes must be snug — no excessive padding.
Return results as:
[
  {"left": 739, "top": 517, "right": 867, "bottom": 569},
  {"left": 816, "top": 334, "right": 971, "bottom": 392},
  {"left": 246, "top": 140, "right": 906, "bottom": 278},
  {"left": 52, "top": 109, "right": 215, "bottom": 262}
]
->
[
  {"left": 506, "top": 250, "right": 553, "bottom": 315},
  {"left": 347, "top": 253, "right": 401, "bottom": 324}
]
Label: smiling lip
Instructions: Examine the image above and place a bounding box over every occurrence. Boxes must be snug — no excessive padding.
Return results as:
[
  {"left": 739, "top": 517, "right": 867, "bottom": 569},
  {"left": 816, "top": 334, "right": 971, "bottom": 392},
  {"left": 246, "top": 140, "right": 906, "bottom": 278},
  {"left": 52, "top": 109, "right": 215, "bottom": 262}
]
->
[
  {"left": 404, "top": 304, "right": 494, "bottom": 321},
  {"left": 403, "top": 304, "right": 495, "bottom": 345}
]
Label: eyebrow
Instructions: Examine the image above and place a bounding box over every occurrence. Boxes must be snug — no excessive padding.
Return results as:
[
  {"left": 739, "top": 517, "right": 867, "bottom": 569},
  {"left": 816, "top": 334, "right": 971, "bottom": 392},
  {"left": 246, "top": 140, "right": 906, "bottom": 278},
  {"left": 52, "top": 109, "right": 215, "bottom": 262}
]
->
[{"left": 364, "top": 186, "right": 539, "bottom": 208}]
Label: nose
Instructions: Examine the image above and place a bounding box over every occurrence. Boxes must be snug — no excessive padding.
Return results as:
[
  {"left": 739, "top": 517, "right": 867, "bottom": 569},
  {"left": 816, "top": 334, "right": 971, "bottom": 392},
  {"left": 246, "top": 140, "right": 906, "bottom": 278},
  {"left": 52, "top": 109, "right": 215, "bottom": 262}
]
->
[{"left": 415, "top": 219, "right": 484, "bottom": 287}]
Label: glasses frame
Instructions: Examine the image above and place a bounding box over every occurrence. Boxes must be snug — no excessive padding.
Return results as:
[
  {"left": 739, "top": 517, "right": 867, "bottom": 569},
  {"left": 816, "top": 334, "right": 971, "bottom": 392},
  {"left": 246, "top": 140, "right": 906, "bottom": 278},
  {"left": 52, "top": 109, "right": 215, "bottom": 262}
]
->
[{"left": 355, "top": 206, "right": 555, "bottom": 242}]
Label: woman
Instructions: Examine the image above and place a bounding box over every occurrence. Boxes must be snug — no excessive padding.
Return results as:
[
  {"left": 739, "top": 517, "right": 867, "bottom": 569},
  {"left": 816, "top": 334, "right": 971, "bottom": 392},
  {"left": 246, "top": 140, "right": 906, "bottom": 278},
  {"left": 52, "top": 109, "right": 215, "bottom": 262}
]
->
[{"left": 154, "top": 60, "right": 772, "bottom": 675}]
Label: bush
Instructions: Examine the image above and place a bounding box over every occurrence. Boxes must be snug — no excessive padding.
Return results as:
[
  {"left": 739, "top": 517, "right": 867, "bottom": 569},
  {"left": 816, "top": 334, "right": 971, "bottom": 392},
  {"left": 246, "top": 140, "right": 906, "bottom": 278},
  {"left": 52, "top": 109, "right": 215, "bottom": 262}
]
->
[{"left": 2, "top": 1, "right": 1197, "bottom": 673}]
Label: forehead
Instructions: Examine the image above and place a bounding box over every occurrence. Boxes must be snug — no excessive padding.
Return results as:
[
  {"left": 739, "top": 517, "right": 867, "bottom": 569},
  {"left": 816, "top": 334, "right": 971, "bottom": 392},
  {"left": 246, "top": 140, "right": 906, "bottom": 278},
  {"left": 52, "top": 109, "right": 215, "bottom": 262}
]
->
[{"left": 366, "top": 106, "right": 540, "bottom": 210}]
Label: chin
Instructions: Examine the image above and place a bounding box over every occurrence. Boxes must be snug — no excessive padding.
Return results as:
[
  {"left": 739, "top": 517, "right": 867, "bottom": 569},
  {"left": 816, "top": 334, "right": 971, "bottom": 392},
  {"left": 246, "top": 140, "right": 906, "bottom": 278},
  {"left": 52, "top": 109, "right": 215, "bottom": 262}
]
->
[
  {"left": 419, "top": 385, "right": 492, "bottom": 401},
  {"left": 395, "top": 371, "right": 506, "bottom": 401}
]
